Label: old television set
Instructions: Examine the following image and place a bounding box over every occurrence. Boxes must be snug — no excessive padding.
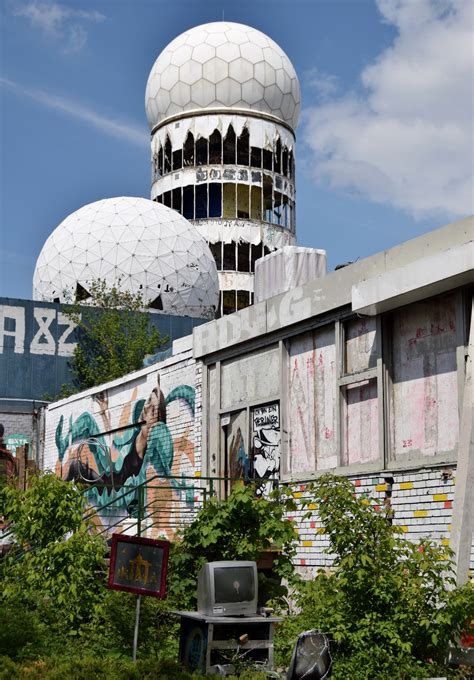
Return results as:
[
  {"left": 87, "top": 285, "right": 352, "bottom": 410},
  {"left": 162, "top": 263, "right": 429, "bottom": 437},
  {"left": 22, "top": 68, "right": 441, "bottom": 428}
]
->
[{"left": 197, "top": 561, "right": 258, "bottom": 617}]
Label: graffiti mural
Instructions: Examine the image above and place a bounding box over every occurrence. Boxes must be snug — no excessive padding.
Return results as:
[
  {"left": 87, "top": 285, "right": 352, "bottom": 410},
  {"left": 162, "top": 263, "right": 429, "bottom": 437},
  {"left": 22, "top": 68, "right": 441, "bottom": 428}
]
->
[
  {"left": 53, "top": 371, "right": 196, "bottom": 539},
  {"left": 250, "top": 403, "right": 280, "bottom": 494}
]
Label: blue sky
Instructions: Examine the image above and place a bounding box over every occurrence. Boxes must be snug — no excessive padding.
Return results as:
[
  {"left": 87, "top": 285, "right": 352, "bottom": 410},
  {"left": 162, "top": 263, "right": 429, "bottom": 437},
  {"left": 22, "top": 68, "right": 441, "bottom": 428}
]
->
[{"left": 1, "top": 0, "right": 472, "bottom": 300}]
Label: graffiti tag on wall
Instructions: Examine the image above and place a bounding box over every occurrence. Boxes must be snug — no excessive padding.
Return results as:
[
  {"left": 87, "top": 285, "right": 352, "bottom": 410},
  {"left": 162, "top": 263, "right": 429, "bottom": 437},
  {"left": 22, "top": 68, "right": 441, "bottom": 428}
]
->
[{"left": 251, "top": 403, "right": 280, "bottom": 494}]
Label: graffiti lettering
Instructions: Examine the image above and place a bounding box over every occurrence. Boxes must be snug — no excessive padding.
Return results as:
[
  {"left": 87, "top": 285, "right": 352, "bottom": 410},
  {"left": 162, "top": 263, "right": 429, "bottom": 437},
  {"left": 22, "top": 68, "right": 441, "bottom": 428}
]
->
[{"left": 0, "top": 305, "right": 25, "bottom": 353}]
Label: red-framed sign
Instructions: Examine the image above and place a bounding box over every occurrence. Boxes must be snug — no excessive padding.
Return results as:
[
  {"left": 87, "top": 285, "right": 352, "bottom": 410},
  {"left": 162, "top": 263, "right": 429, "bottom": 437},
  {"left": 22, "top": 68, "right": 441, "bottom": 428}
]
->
[{"left": 107, "top": 534, "right": 170, "bottom": 598}]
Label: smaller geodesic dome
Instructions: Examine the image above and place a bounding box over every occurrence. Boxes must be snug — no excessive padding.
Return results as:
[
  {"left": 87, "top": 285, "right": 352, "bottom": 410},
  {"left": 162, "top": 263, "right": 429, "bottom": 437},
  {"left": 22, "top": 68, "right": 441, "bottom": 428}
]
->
[{"left": 32, "top": 197, "right": 219, "bottom": 319}]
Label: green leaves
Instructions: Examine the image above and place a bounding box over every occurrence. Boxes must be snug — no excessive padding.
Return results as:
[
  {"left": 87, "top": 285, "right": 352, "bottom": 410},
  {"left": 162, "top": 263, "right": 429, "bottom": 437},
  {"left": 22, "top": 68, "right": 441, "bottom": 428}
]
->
[{"left": 60, "top": 278, "right": 165, "bottom": 394}]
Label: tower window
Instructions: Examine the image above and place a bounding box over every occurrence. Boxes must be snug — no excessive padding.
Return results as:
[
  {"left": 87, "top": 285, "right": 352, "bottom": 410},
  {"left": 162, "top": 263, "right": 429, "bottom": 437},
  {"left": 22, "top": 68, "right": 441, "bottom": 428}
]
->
[
  {"left": 183, "top": 132, "right": 194, "bottom": 166},
  {"left": 222, "top": 290, "right": 236, "bottom": 315},
  {"left": 163, "top": 191, "right": 172, "bottom": 208},
  {"left": 273, "top": 191, "right": 283, "bottom": 225},
  {"left": 263, "top": 148, "right": 272, "bottom": 171},
  {"left": 282, "top": 146, "right": 289, "bottom": 177},
  {"left": 173, "top": 148, "right": 182, "bottom": 171},
  {"left": 209, "top": 129, "right": 222, "bottom": 164},
  {"left": 195, "top": 184, "right": 208, "bottom": 219},
  {"left": 209, "top": 241, "right": 222, "bottom": 270},
  {"left": 158, "top": 146, "right": 164, "bottom": 176},
  {"left": 223, "top": 183, "right": 236, "bottom": 218},
  {"left": 164, "top": 136, "right": 172, "bottom": 174},
  {"left": 237, "top": 184, "right": 249, "bottom": 219},
  {"left": 263, "top": 174, "right": 273, "bottom": 223},
  {"left": 196, "top": 137, "right": 208, "bottom": 166},
  {"left": 237, "top": 127, "right": 250, "bottom": 166},
  {"left": 237, "top": 290, "right": 250, "bottom": 311},
  {"left": 183, "top": 185, "right": 194, "bottom": 219},
  {"left": 274, "top": 138, "right": 281, "bottom": 175},
  {"left": 250, "top": 243, "right": 263, "bottom": 272},
  {"left": 209, "top": 183, "right": 222, "bottom": 218},
  {"left": 238, "top": 242, "right": 250, "bottom": 273},
  {"left": 223, "top": 242, "right": 236, "bottom": 270},
  {"left": 224, "top": 125, "right": 236, "bottom": 165},
  {"left": 251, "top": 146, "right": 262, "bottom": 168},
  {"left": 172, "top": 187, "right": 181, "bottom": 212},
  {"left": 251, "top": 186, "right": 262, "bottom": 220}
]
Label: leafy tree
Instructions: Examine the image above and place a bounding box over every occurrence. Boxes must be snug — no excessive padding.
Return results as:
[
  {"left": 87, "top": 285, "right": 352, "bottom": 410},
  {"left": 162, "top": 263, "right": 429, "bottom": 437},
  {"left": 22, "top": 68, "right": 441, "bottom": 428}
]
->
[
  {"left": 1, "top": 473, "right": 106, "bottom": 631},
  {"left": 275, "top": 474, "right": 474, "bottom": 679},
  {"left": 63, "top": 279, "right": 164, "bottom": 394}
]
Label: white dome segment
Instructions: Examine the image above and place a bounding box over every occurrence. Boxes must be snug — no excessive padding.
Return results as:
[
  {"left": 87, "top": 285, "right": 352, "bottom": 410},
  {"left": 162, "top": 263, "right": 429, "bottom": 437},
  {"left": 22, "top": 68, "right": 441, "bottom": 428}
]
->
[
  {"left": 32, "top": 197, "right": 219, "bottom": 319},
  {"left": 145, "top": 22, "right": 300, "bottom": 131}
]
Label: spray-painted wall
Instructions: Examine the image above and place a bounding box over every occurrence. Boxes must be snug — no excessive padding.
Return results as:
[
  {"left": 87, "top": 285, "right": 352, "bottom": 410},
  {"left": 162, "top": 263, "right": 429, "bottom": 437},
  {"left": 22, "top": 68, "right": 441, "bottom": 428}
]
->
[{"left": 43, "top": 348, "right": 201, "bottom": 539}]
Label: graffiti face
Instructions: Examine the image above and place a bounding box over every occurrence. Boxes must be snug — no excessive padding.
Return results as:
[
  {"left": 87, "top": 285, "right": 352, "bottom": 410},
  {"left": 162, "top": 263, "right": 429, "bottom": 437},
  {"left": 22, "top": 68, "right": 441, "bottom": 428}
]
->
[
  {"left": 54, "top": 373, "right": 196, "bottom": 539},
  {"left": 251, "top": 403, "right": 280, "bottom": 495}
]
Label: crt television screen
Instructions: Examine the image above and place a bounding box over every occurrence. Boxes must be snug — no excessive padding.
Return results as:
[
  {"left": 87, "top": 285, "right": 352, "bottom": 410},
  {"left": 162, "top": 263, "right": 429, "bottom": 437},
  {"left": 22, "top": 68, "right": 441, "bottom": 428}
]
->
[{"left": 214, "top": 566, "right": 256, "bottom": 603}]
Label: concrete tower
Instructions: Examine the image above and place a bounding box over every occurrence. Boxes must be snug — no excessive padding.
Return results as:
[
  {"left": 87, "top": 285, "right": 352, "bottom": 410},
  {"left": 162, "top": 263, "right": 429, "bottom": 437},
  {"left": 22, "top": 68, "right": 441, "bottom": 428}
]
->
[{"left": 145, "top": 22, "right": 300, "bottom": 316}]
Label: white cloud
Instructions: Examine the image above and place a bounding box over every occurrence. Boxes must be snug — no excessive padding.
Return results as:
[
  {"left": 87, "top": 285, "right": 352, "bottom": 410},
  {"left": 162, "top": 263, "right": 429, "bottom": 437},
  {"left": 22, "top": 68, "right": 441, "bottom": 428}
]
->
[
  {"left": 302, "top": 0, "right": 473, "bottom": 219},
  {"left": 304, "top": 67, "right": 339, "bottom": 101},
  {"left": 1, "top": 77, "right": 149, "bottom": 149},
  {"left": 13, "top": 1, "right": 105, "bottom": 52}
]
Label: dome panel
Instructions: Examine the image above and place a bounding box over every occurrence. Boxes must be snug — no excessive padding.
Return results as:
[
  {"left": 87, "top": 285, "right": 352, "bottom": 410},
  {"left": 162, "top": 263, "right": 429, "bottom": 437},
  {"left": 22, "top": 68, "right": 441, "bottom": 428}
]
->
[
  {"left": 145, "top": 21, "right": 300, "bottom": 130},
  {"left": 33, "top": 198, "right": 219, "bottom": 319}
]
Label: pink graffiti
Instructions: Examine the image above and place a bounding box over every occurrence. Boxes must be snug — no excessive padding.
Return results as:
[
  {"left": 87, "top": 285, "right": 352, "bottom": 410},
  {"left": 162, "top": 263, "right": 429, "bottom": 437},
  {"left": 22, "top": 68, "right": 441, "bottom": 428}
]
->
[{"left": 324, "top": 427, "right": 333, "bottom": 440}]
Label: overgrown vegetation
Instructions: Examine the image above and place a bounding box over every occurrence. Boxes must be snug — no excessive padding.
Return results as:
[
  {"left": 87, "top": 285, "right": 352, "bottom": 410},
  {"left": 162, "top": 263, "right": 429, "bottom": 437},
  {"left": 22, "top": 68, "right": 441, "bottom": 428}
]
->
[
  {"left": 60, "top": 279, "right": 164, "bottom": 396},
  {"left": 275, "top": 474, "right": 474, "bottom": 679},
  {"left": 1, "top": 472, "right": 472, "bottom": 679}
]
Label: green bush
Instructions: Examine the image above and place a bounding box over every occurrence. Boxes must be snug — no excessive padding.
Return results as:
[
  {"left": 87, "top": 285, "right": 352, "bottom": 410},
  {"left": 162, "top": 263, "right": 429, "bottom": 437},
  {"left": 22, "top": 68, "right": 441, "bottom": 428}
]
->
[{"left": 274, "top": 474, "right": 474, "bottom": 679}]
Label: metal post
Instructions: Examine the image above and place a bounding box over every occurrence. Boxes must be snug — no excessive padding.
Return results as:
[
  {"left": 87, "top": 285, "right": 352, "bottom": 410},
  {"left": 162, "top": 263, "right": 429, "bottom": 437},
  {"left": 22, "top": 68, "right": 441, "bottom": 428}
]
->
[{"left": 132, "top": 594, "right": 141, "bottom": 662}]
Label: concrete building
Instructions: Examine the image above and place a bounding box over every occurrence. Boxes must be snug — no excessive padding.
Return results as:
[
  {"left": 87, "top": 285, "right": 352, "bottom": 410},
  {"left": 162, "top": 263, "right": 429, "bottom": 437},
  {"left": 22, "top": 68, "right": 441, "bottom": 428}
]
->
[
  {"left": 41, "top": 216, "right": 474, "bottom": 581},
  {"left": 145, "top": 22, "right": 300, "bottom": 316}
]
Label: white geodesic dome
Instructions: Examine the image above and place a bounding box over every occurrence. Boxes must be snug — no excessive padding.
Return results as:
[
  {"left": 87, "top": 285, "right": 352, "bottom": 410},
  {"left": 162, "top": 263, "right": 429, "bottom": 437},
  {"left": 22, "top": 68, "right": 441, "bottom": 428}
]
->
[
  {"left": 32, "top": 197, "right": 219, "bottom": 319},
  {"left": 145, "top": 22, "right": 300, "bottom": 131}
]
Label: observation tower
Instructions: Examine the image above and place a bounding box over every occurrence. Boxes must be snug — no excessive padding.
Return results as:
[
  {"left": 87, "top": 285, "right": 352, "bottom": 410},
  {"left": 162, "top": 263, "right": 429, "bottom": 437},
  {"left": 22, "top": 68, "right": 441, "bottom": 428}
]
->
[{"left": 145, "top": 22, "right": 300, "bottom": 316}]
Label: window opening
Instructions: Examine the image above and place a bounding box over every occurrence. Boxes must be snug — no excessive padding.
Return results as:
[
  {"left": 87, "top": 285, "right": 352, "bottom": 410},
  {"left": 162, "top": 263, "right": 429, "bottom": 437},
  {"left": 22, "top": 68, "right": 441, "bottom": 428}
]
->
[
  {"left": 195, "top": 183, "right": 208, "bottom": 219},
  {"left": 183, "top": 185, "right": 194, "bottom": 219},
  {"left": 164, "top": 136, "right": 172, "bottom": 174},
  {"left": 282, "top": 194, "right": 289, "bottom": 228},
  {"left": 156, "top": 194, "right": 163, "bottom": 204},
  {"left": 172, "top": 148, "right": 182, "bottom": 171},
  {"left": 273, "top": 191, "right": 283, "bottom": 225},
  {"left": 172, "top": 187, "right": 181, "bottom": 212},
  {"left": 223, "top": 183, "right": 236, "bottom": 218},
  {"left": 250, "top": 243, "right": 263, "bottom": 272},
  {"left": 196, "top": 136, "right": 208, "bottom": 166},
  {"left": 163, "top": 191, "right": 172, "bottom": 208},
  {"left": 237, "top": 127, "right": 250, "bottom": 166},
  {"left": 209, "top": 183, "right": 222, "bottom": 218},
  {"left": 75, "top": 283, "right": 90, "bottom": 302},
  {"left": 223, "top": 290, "right": 236, "bottom": 315},
  {"left": 237, "top": 184, "right": 250, "bottom": 219},
  {"left": 238, "top": 242, "right": 250, "bottom": 273},
  {"left": 251, "top": 186, "right": 262, "bottom": 220},
  {"left": 263, "top": 174, "right": 273, "bottom": 223},
  {"left": 158, "top": 146, "right": 164, "bottom": 176},
  {"left": 224, "top": 125, "right": 236, "bottom": 165},
  {"left": 183, "top": 132, "right": 194, "bottom": 166},
  {"left": 263, "top": 148, "right": 272, "bottom": 171},
  {"left": 210, "top": 241, "right": 222, "bottom": 270},
  {"left": 223, "top": 242, "right": 236, "bottom": 270},
  {"left": 209, "top": 129, "right": 222, "bottom": 164},
  {"left": 289, "top": 150, "right": 294, "bottom": 179},
  {"left": 251, "top": 146, "right": 262, "bottom": 168},
  {"left": 149, "top": 295, "right": 163, "bottom": 311},
  {"left": 263, "top": 245, "right": 271, "bottom": 257},
  {"left": 274, "top": 138, "right": 281, "bottom": 175},
  {"left": 237, "top": 290, "right": 250, "bottom": 311},
  {"left": 282, "top": 146, "right": 288, "bottom": 177}
]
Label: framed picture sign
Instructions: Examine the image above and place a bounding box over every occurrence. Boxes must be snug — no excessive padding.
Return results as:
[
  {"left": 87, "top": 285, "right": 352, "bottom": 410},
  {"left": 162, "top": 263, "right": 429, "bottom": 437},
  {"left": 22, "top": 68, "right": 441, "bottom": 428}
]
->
[{"left": 108, "top": 534, "right": 170, "bottom": 598}]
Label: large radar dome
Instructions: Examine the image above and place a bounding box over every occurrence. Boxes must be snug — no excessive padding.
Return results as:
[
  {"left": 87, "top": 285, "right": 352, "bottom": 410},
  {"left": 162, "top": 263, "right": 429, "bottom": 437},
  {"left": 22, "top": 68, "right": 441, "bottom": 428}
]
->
[
  {"left": 145, "top": 22, "right": 300, "bottom": 131},
  {"left": 33, "top": 197, "right": 219, "bottom": 319}
]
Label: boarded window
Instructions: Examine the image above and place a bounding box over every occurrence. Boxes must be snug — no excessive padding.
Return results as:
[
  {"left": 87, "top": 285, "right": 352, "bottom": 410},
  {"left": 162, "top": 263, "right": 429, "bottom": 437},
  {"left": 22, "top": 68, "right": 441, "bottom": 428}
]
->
[
  {"left": 288, "top": 327, "right": 337, "bottom": 473},
  {"left": 341, "top": 379, "right": 379, "bottom": 466},
  {"left": 389, "top": 293, "right": 459, "bottom": 459},
  {"left": 345, "top": 317, "right": 377, "bottom": 374}
]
